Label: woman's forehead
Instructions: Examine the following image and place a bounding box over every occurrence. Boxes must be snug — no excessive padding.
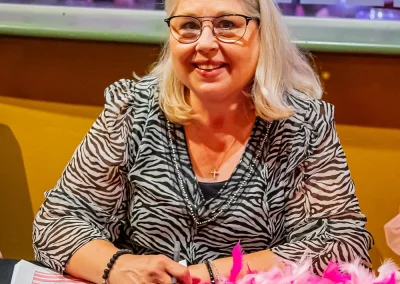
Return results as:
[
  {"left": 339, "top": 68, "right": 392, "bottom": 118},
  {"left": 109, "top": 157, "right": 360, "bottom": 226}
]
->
[{"left": 174, "top": 0, "right": 246, "bottom": 16}]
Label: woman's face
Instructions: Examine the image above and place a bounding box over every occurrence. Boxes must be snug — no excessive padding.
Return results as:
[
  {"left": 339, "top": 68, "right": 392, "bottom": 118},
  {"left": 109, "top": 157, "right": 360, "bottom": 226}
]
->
[{"left": 169, "top": 0, "right": 260, "bottom": 103}]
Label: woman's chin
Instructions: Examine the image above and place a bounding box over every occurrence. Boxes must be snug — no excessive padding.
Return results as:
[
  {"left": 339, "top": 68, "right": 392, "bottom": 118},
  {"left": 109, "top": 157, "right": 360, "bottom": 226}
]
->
[
  {"left": 189, "top": 82, "right": 236, "bottom": 99},
  {"left": 192, "top": 89, "right": 233, "bottom": 102}
]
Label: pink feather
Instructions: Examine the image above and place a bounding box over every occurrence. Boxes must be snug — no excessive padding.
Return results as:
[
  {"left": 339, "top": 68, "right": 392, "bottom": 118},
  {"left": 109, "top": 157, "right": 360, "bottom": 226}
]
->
[
  {"left": 323, "top": 262, "right": 351, "bottom": 283},
  {"left": 228, "top": 241, "right": 244, "bottom": 282},
  {"left": 374, "top": 273, "right": 397, "bottom": 284},
  {"left": 200, "top": 246, "right": 400, "bottom": 284}
]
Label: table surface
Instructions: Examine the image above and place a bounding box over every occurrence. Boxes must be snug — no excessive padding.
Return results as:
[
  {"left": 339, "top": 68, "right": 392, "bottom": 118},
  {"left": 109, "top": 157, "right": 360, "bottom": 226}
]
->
[
  {"left": 0, "top": 259, "right": 46, "bottom": 284},
  {"left": 0, "top": 259, "right": 18, "bottom": 284}
]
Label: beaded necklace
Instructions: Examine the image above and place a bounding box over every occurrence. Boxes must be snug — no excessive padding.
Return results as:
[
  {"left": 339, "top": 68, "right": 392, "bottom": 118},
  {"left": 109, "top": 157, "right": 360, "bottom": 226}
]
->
[{"left": 166, "top": 120, "right": 271, "bottom": 226}]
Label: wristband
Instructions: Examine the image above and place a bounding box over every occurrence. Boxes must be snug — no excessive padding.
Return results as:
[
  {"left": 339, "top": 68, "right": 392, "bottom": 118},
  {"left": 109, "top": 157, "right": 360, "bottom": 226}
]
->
[{"left": 205, "top": 260, "right": 216, "bottom": 284}]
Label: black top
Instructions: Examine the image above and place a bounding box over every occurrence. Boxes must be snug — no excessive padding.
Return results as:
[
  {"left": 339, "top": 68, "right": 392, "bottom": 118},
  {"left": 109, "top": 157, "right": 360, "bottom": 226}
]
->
[{"left": 198, "top": 181, "right": 226, "bottom": 200}]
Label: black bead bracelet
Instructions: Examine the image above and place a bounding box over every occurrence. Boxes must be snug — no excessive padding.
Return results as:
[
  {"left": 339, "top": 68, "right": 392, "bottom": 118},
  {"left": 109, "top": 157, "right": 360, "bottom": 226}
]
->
[{"left": 102, "top": 249, "right": 132, "bottom": 284}]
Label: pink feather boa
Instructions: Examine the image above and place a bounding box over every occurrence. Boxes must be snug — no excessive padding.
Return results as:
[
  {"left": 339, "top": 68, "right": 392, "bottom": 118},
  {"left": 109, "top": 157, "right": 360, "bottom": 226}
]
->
[{"left": 201, "top": 242, "right": 400, "bottom": 284}]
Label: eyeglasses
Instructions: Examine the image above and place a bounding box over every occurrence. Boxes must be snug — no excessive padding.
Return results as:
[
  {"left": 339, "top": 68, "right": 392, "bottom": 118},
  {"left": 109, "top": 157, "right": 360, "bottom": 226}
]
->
[{"left": 164, "top": 14, "right": 259, "bottom": 44}]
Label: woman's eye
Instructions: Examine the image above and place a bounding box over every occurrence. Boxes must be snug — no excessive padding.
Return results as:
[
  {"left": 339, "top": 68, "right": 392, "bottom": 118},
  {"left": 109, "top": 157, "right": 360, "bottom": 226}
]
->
[
  {"left": 218, "top": 20, "right": 235, "bottom": 29},
  {"left": 182, "top": 22, "right": 200, "bottom": 30}
]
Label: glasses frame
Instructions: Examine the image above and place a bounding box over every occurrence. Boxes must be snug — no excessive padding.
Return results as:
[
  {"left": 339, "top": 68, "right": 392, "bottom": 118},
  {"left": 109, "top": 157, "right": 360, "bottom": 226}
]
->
[{"left": 164, "top": 14, "right": 259, "bottom": 44}]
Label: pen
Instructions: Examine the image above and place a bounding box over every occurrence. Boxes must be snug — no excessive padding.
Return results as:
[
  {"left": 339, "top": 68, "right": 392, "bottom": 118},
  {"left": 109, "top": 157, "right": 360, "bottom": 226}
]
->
[{"left": 171, "top": 241, "right": 181, "bottom": 284}]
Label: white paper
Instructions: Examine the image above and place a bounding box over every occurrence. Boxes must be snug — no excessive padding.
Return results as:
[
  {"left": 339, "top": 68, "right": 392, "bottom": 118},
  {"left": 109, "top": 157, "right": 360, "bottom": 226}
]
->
[{"left": 10, "top": 260, "right": 90, "bottom": 284}]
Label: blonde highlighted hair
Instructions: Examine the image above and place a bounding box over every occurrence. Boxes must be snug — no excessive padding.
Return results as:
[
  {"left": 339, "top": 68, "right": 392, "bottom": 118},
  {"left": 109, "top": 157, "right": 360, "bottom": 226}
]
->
[{"left": 149, "top": 0, "right": 322, "bottom": 124}]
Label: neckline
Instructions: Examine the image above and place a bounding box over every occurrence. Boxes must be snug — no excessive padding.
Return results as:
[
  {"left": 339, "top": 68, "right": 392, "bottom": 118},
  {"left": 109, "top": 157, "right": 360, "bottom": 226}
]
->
[
  {"left": 181, "top": 117, "right": 260, "bottom": 204},
  {"left": 198, "top": 180, "right": 228, "bottom": 185},
  {"left": 167, "top": 117, "right": 271, "bottom": 226}
]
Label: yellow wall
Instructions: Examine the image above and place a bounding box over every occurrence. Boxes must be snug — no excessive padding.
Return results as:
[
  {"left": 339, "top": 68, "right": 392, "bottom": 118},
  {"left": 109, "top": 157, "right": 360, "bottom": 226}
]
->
[
  {"left": 0, "top": 96, "right": 101, "bottom": 260},
  {"left": 0, "top": 96, "right": 399, "bottom": 266}
]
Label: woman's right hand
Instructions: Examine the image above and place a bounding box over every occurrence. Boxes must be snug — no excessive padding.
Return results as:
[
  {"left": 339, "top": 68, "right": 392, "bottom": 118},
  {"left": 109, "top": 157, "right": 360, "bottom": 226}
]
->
[{"left": 108, "top": 254, "right": 192, "bottom": 284}]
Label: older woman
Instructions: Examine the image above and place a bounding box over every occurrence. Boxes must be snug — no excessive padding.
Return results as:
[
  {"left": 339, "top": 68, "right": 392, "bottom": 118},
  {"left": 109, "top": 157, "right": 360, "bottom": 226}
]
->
[{"left": 33, "top": 0, "right": 373, "bottom": 283}]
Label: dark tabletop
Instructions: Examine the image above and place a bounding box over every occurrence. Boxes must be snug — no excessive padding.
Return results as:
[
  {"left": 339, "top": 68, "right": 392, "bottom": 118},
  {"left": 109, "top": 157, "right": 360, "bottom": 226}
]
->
[
  {"left": 0, "top": 259, "right": 18, "bottom": 284},
  {"left": 0, "top": 259, "right": 45, "bottom": 284}
]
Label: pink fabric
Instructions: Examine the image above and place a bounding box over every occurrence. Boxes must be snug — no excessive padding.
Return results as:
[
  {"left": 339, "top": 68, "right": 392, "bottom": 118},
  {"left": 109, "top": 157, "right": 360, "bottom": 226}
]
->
[{"left": 385, "top": 213, "right": 400, "bottom": 256}]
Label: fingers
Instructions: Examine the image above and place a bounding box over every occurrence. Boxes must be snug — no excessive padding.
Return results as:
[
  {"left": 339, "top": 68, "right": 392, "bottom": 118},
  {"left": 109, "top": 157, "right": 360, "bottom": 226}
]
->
[{"left": 163, "top": 256, "right": 192, "bottom": 284}]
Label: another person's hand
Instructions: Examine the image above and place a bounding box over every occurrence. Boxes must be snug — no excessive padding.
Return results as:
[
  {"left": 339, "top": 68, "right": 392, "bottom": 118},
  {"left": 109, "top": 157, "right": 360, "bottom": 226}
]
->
[{"left": 108, "top": 254, "right": 192, "bottom": 284}]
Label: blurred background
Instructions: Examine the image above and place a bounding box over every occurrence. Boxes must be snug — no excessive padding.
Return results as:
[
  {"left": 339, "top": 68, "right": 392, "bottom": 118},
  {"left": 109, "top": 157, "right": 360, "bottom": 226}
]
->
[
  {"left": 0, "top": 0, "right": 399, "bottom": 274},
  {"left": 1, "top": 0, "right": 400, "bottom": 20}
]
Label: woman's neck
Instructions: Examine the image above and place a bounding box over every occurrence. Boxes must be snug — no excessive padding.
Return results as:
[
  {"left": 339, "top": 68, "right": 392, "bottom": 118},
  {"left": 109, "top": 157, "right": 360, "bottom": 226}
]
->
[{"left": 187, "top": 91, "right": 255, "bottom": 132}]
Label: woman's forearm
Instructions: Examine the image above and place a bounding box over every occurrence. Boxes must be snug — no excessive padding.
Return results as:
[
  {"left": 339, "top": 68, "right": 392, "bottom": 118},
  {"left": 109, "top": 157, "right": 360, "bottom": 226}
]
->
[
  {"left": 189, "top": 249, "right": 281, "bottom": 282},
  {"left": 65, "top": 239, "right": 119, "bottom": 284}
]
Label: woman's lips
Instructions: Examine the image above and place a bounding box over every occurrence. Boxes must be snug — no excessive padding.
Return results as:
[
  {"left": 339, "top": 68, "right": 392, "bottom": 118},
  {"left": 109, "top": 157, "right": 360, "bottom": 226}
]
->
[{"left": 193, "top": 63, "right": 228, "bottom": 77}]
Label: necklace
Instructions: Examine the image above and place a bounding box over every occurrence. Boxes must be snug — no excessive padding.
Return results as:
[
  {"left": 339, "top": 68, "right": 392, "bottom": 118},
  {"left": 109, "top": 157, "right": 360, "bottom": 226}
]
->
[
  {"left": 201, "top": 134, "right": 238, "bottom": 180},
  {"left": 190, "top": 121, "right": 250, "bottom": 180},
  {"left": 167, "top": 120, "right": 271, "bottom": 226}
]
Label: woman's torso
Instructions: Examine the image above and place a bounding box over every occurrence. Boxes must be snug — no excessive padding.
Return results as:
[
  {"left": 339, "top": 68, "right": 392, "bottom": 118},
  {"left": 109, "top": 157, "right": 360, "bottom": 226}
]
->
[{"left": 114, "top": 78, "right": 313, "bottom": 265}]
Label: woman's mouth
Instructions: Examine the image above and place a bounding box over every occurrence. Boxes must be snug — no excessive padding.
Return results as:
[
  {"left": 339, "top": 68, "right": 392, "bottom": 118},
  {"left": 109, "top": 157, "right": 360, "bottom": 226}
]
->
[
  {"left": 192, "top": 63, "right": 228, "bottom": 78},
  {"left": 194, "top": 63, "right": 227, "bottom": 71}
]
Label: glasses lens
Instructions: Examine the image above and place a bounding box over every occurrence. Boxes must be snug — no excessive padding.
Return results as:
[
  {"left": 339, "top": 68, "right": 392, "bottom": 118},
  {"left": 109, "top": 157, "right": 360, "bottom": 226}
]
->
[
  {"left": 169, "top": 17, "right": 201, "bottom": 43},
  {"left": 214, "top": 15, "right": 247, "bottom": 42}
]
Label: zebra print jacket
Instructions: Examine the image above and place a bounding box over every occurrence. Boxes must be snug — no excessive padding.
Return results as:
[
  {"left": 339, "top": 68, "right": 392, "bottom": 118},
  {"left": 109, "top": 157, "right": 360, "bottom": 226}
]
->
[{"left": 33, "top": 77, "right": 373, "bottom": 274}]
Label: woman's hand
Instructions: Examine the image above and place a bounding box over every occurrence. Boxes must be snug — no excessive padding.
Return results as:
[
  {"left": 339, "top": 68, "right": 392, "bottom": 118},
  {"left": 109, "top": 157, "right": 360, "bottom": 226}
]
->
[{"left": 108, "top": 254, "right": 192, "bottom": 284}]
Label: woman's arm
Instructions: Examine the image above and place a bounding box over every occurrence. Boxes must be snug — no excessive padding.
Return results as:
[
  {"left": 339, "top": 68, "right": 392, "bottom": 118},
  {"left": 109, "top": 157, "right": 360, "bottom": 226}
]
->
[
  {"left": 65, "top": 240, "right": 119, "bottom": 282},
  {"left": 33, "top": 80, "right": 136, "bottom": 277},
  {"left": 269, "top": 100, "right": 373, "bottom": 274},
  {"left": 67, "top": 240, "right": 192, "bottom": 284},
  {"left": 33, "top": 79, "right": 192, "bottom": 284}
]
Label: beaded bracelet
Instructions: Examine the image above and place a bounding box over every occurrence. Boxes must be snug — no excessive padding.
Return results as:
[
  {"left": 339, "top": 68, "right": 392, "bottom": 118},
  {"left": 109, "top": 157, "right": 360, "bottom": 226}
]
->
[
  {"left": 205, "top": 260, "right": 216, "bottom": 284},
  {"left": 209, "top": 260, "right": 221, "bottom": 283},
  {"left": 102, "top": 249, "right": 132, "bottom": 284}
]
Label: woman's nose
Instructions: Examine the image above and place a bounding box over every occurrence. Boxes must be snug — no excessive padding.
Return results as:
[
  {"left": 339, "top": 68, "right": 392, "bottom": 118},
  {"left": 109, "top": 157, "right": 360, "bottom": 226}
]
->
[{"left": 195, "top": 24, "right": 218, "bottom": 52}]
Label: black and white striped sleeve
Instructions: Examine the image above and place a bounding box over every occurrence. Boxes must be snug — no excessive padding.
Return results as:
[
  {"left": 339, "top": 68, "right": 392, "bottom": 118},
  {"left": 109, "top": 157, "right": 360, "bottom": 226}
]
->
[
  {"left": 32, "top": 79, "right": 136, "bottom": 273},
  {"left": 271, "top": 100, "right": 374, "bottom": 274}
]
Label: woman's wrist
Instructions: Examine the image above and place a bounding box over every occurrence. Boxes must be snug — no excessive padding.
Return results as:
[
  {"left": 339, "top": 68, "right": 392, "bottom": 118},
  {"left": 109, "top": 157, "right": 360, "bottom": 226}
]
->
[
  {"left": 189, "top": 262, "right": 210, "bottom": 283},
  {"left": 65, "top": 240, "right": 119, "bottom": 284},
  {"left": 205, "top": 260, "right": 221, "bottom": 283},
  {"left": 102, "top": 249, "right": 133, "bottom": 284}
]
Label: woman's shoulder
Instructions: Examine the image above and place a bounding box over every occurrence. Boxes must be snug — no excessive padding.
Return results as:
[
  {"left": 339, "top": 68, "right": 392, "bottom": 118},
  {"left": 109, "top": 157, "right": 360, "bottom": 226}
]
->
[
  {"left": 268, "top": 93, "right": 338, "bottom": 173},
  {"left": 284, "top": 92, "right": 335, "bottom": 130},
  {"left": 104, "top": 76, "right": 159, "bottom": 100},
  {"left": 100, "top": 76, "right": 159, "bottom": 128},
  {"left": 103, "top": 76, "right": 159, "bottom": 111}
]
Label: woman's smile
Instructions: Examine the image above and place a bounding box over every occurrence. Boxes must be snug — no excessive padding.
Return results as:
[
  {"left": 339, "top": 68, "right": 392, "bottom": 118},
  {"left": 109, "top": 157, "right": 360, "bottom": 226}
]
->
[{"left": 192, "top": 60, "right": 229, "bottom": 78}]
